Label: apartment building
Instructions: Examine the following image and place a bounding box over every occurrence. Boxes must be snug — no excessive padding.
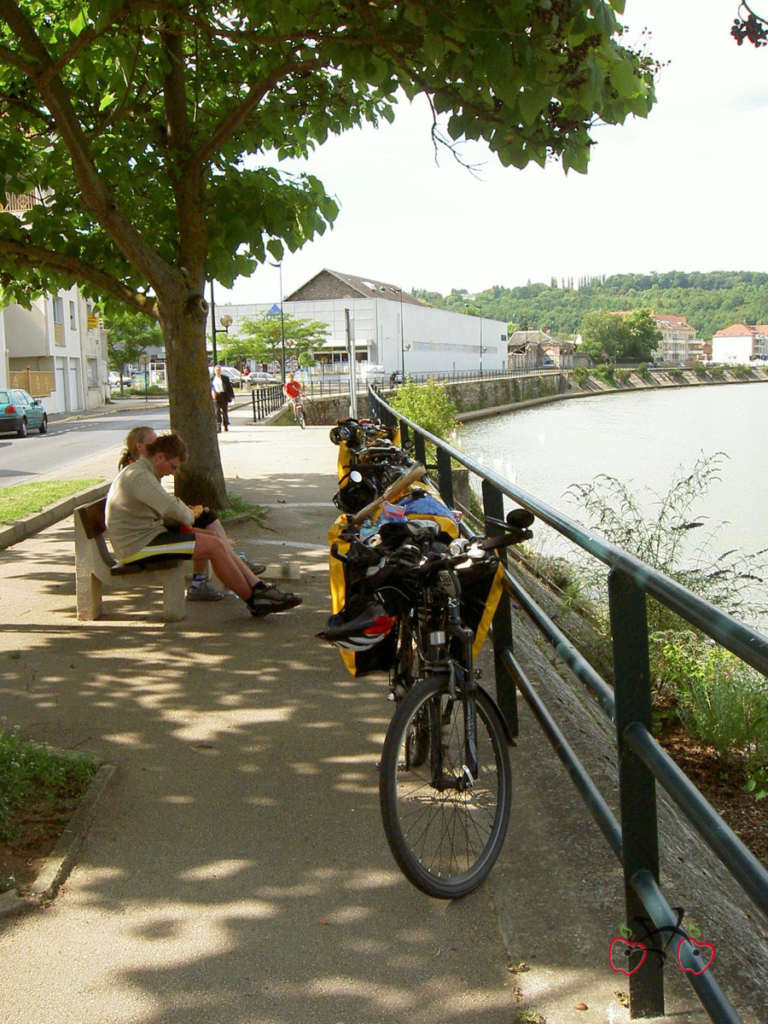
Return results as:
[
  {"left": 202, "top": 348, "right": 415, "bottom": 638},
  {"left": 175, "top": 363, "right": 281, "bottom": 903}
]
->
[
  {"left": 651, "top": 313, "right": 706, "bottom": 365},
  {"left": 0, "top": 192, "right": 108, "bottom": 413}
]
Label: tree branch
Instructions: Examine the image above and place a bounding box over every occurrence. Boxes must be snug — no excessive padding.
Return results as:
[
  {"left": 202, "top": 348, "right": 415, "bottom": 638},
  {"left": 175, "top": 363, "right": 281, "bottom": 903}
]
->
[
  {"left": 0, "top": 236, "right": 157, "bottom": 315},
  {"left": 0, "top": 0, "right": 180, "bottom": 296},
  {"left": 187, "top": 57, "right": 303, "bottom": 170}
]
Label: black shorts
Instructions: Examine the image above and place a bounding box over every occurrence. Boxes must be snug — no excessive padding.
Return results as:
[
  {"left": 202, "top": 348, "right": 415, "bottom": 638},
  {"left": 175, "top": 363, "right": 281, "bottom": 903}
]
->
[{"left": 120, "top": 527, "right": 195, "bottom": 565}]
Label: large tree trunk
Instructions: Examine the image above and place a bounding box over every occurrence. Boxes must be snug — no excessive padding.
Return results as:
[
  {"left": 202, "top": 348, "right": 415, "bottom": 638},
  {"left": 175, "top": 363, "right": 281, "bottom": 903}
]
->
[{"left": 159, "top": 289, "right": 227, "bottom": 509}]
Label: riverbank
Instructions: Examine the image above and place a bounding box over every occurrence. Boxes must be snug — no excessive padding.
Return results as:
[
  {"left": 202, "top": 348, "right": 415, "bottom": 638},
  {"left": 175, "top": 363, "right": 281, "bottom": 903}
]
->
[{"left": 455, "top": 365, "right": 768, "bottom": 422}]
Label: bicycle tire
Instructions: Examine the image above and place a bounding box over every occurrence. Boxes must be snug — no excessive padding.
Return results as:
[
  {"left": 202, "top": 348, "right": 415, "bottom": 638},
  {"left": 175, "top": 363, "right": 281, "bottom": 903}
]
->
[
  {"left": 296, "top": 405, "right": 306, "bottom": 429},
  {"left": 379, "top": 676, "right": 512, "bottom": 899}
]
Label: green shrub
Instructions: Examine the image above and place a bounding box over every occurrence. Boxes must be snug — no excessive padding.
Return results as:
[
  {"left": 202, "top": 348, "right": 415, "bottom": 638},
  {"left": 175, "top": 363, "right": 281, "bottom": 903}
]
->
[
  {"left": 732, "top": 364, "right": 754, "bottom": 379},
  {"left": 651, "top": 632, "right": 768, "bottom": 769},
  {"left": 591, "top": 364, "right": 616, "bottom": 387},
  {"left": 390, "top": 378, "right": 457, "bottom": 440},
  {"left": 126, "top": 384, "right": 167, "bottom": 396},
  {"left": 573, "top": 366, "right": 590, "bottom": 386}
]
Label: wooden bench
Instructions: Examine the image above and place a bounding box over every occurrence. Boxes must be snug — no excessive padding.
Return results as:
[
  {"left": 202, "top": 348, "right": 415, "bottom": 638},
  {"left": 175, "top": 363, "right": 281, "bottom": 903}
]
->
[{"left": 74, "top": 498, "right": 189, "bottom": 621}]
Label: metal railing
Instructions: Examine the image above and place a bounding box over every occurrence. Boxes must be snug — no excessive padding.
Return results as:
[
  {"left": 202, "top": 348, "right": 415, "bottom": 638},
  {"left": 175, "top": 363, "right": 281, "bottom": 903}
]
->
[
  {"left": 297, "top": 365, "right": 565, "bottom": 397},
  {"left": 250, "top": 383, "right": 283, "bottom": 420},
  {"left": 369, "top": 385, "right": 768, "bottom": 1023}
]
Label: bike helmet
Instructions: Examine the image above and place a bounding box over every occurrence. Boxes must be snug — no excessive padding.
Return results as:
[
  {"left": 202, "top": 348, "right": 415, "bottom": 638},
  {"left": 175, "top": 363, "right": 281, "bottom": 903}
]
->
[{"left": 317, "top": 602, "right": 396, "bottom": 651}]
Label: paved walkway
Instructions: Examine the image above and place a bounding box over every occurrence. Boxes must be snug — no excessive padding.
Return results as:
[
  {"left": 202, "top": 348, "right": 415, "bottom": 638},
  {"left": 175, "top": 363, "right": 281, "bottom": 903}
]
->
[{"left": 0, "top": 405, "right": 742, "bottom": 1023}]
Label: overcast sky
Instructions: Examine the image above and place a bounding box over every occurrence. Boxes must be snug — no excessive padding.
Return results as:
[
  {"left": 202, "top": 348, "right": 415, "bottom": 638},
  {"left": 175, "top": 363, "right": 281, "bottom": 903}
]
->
[{"left": 217, "top": 1, "right": 768, "bottom": 306}]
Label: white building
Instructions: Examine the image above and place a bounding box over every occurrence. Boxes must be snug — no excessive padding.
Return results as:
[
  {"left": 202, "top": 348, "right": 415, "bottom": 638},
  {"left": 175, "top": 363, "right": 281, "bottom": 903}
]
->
[
  {"left": 0, "top": 191, "right": 108, "bottom": 411},
  {"left": 651, "top": 313, "right": 706, "bottom": 365},
  {"left": 1, "top": 287, "right": 107, "bottom": 412},
  {"left": 216, "top": 269, "right": 508, "bottom": 376},
  {"left": 712, "top": 323, "right": 768, "bottom": 364}
]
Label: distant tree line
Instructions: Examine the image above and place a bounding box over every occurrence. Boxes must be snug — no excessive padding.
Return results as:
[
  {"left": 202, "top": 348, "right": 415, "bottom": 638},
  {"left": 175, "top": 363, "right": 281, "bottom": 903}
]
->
[{"left": 411, "top": 271, "right": 768, "bottom": 340}]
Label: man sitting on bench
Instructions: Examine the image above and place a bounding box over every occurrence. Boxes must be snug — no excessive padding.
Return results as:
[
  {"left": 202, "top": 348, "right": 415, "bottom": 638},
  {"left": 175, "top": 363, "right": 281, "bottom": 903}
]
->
[{"left": 105, "top": 432, "right": 302, "bottom": 618}]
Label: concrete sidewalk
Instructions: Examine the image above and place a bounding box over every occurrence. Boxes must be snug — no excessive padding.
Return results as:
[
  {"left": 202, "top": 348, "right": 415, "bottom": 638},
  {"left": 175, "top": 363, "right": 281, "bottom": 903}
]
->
[{"left": 0, "top": 408, "right": 753, "bottom": 1024}]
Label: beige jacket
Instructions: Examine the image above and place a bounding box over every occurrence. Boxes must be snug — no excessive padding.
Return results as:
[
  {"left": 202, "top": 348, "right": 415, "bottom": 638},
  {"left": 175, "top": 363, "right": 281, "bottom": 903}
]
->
[{"left": 105, "top": 455, "right": 194, "bottom": 560}]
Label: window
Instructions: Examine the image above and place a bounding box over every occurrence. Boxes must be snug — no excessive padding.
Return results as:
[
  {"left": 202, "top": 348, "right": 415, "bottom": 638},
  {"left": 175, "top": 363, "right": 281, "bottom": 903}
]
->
[
  {"left": 52, "top": 297, "right": 65, "bottom": 346},
  {"left": 87, "top": 358, "right": 99, "bottom": 387},
  {"left": 69, "top": 301, "right": 77, "bottom": 330}
]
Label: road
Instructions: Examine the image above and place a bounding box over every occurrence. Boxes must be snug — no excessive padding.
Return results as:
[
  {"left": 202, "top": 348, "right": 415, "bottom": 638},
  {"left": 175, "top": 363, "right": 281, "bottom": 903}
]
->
[{"left": 0, "top": 406, "right": 171, "bottom": 490}]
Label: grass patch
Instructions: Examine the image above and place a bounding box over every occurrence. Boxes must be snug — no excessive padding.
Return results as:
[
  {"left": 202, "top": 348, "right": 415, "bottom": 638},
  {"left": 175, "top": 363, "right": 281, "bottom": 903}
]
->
[
  {"left": 219, "top": 491, "right": 267, "bottom": 526},
  {"left": 0, "top": 479, "right": 104, "bottom": 524},
  {"left": 0, "top": 721, "right": 97, "bottom": 848}
]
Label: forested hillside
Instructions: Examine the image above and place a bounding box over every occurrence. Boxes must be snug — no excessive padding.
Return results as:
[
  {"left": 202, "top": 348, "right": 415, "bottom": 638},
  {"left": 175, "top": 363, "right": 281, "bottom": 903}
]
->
[{"left": 412, "top": 272, "right": 768, "bottom": 340}]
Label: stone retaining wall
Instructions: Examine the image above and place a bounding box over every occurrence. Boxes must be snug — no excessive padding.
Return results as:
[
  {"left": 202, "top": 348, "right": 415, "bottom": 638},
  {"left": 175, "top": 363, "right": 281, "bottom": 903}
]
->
[{"left": 302, "top": 367, "right": 768, "bottom": 427}]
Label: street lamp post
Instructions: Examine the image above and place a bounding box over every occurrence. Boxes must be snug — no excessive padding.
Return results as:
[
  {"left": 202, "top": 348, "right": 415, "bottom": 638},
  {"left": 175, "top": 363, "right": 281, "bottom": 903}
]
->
[
  {"left": 139, "top": 351, "right": 150, "bottom": 403},
  {"left": 209, "top": 281, "right": 233, "bottom": 369},
  {"left": 269, "top": 261, "right": 287, "bottom": 383},
  {"left": 399, "top": 288, "right": 405, "bottom": 380}
]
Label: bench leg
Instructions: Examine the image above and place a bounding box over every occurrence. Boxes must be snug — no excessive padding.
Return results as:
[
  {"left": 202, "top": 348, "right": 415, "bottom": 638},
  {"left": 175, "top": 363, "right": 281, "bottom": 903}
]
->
[
  {"left": 76, "top": 571, "right": 103, "bottom": 621},
  {"left": 162, "top": 565, "right": 187, "bottom": 622}
]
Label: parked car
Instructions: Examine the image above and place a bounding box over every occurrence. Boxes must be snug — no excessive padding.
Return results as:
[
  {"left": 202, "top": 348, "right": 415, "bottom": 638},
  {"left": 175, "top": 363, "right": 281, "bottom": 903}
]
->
[
  {"left": 210, "top": 365, "right": 242, "bottom": 385},
  {"left": 108, "top": 371, "right": 133, "bottom": 387},
  {"left": 0, "top": 387, "right": 48, "bottom": 436},
  {"left": 247, "top": 371, "right": 278, "bottom": 386}
]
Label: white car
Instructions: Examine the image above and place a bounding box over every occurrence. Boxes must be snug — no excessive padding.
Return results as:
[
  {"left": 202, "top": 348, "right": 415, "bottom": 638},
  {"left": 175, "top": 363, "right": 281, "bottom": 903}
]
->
[
  {"left": 247, "top": 372, "right": 278, "bottom": 386},
  {"left": 211, "top": 365, "right": 242, "bottom": 385}
]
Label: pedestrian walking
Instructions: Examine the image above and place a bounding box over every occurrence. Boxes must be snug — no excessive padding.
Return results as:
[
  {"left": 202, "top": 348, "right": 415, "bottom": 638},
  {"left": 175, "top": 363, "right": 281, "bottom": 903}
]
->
[{"left": 211, "top": 365, "right": 235, "bottom": 432}]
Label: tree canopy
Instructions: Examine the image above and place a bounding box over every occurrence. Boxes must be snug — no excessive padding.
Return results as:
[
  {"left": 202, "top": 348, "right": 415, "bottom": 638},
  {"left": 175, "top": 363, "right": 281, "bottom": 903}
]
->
[
  {"left": 105, "top": 307, "right": 162, "bottom": 385},
  {"left": 413, "top": 271, "right": 768, "bottom": 341},
  {"left": 579, "top": 308, "right": 660, "bottom": 363},
  {"left": 0, "top": 1, "right": 656, "bottom": 503},
  {"left": 222, "top": 313, "right": 329, "bottom": 369}
]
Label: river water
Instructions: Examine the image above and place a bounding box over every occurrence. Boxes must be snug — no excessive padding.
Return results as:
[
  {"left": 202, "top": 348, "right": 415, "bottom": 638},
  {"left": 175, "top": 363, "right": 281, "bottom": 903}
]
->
[{"left": 456, "top": 382, "right": 768, "bottom": 568}]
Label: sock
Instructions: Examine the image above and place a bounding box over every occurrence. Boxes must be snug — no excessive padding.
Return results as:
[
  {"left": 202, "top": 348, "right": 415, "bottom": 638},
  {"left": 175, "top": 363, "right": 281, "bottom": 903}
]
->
[{"left": 190, "top": 573, "right": 207, "bottom": 589}]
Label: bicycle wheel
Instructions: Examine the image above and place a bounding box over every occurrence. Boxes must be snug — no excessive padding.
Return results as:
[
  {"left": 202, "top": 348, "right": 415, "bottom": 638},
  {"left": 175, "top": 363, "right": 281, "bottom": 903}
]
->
[
  {"left": 296, "top": 405, "right": 306, "bottom": 429},
  {"left": 379, "top": 677, "right": 512, "bottom": 899}
]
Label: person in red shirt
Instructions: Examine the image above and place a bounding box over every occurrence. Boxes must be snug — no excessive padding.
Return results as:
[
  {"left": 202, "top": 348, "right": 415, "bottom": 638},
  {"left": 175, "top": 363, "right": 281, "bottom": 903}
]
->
[
  {"left": 283, "top": 371, "right": 302, "bottom": 402},
  {"left": 282, "top": 372, "right": 306, "bottom": 427}
]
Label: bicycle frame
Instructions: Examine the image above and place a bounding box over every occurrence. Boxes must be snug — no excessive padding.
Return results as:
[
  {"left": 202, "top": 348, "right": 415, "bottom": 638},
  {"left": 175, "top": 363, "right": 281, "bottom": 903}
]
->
[{"left": 414, "top": 569, "right": 482, "bottom": 789}]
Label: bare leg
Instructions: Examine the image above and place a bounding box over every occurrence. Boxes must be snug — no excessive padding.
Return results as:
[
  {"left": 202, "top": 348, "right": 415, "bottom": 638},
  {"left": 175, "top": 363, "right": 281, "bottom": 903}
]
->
[
  {"left": 206, "top": 520, "right": 258, "bottom": 587},
  {"left": 193, "top": 531, "right": 252, "bottom": 600}
]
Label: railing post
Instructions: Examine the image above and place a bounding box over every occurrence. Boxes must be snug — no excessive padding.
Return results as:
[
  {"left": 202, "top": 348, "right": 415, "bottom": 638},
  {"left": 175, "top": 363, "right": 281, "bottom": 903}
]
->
[
  {"left": 413, "top": 430, "right": 426, "bottom": 466},
  {"left": 609, "top": 569, "right": 664, "bottom": 1019},
  {"left": 481, "top": 479, "right": 518, "bottom": 736},
  {"left": 436, "top": 447, "right": 454, "bottom": 506},
  {"left": 399, "top": 419, "right": 410, "bottom": 449}
]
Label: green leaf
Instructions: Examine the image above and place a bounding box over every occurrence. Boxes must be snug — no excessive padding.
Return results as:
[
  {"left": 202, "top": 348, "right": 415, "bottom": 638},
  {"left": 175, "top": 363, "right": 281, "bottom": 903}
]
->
[
  {"left": 68, "top": 11, "right": 87, "bottom": 36},
  {"left": 98, "top": 91, "right": 116, "bottom": 111}
]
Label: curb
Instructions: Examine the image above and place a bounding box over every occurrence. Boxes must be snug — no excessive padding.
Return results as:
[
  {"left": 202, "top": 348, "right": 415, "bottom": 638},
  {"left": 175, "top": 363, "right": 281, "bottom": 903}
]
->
[
  {"left": 0, "top": 762, "right": 116, "bottom": 920},
  {"left": 0, "top": 481, "right": 110, "bottom": 552}
]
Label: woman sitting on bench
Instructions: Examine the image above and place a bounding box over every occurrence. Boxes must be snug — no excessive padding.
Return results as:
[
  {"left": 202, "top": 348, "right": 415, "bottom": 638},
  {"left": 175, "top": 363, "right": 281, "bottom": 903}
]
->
[
  {"left": 118, "top": 425, "right": 265, "bottom": 602},
  {"left": 106, "top": 431, "right": 301, "bottom": 618}
]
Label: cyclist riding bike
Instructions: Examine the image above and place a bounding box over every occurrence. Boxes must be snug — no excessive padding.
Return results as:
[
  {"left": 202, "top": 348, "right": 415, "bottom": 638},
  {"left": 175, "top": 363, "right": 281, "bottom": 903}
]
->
[{"left": 283, "top": 372, "right": 306, "bottom": 428}]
